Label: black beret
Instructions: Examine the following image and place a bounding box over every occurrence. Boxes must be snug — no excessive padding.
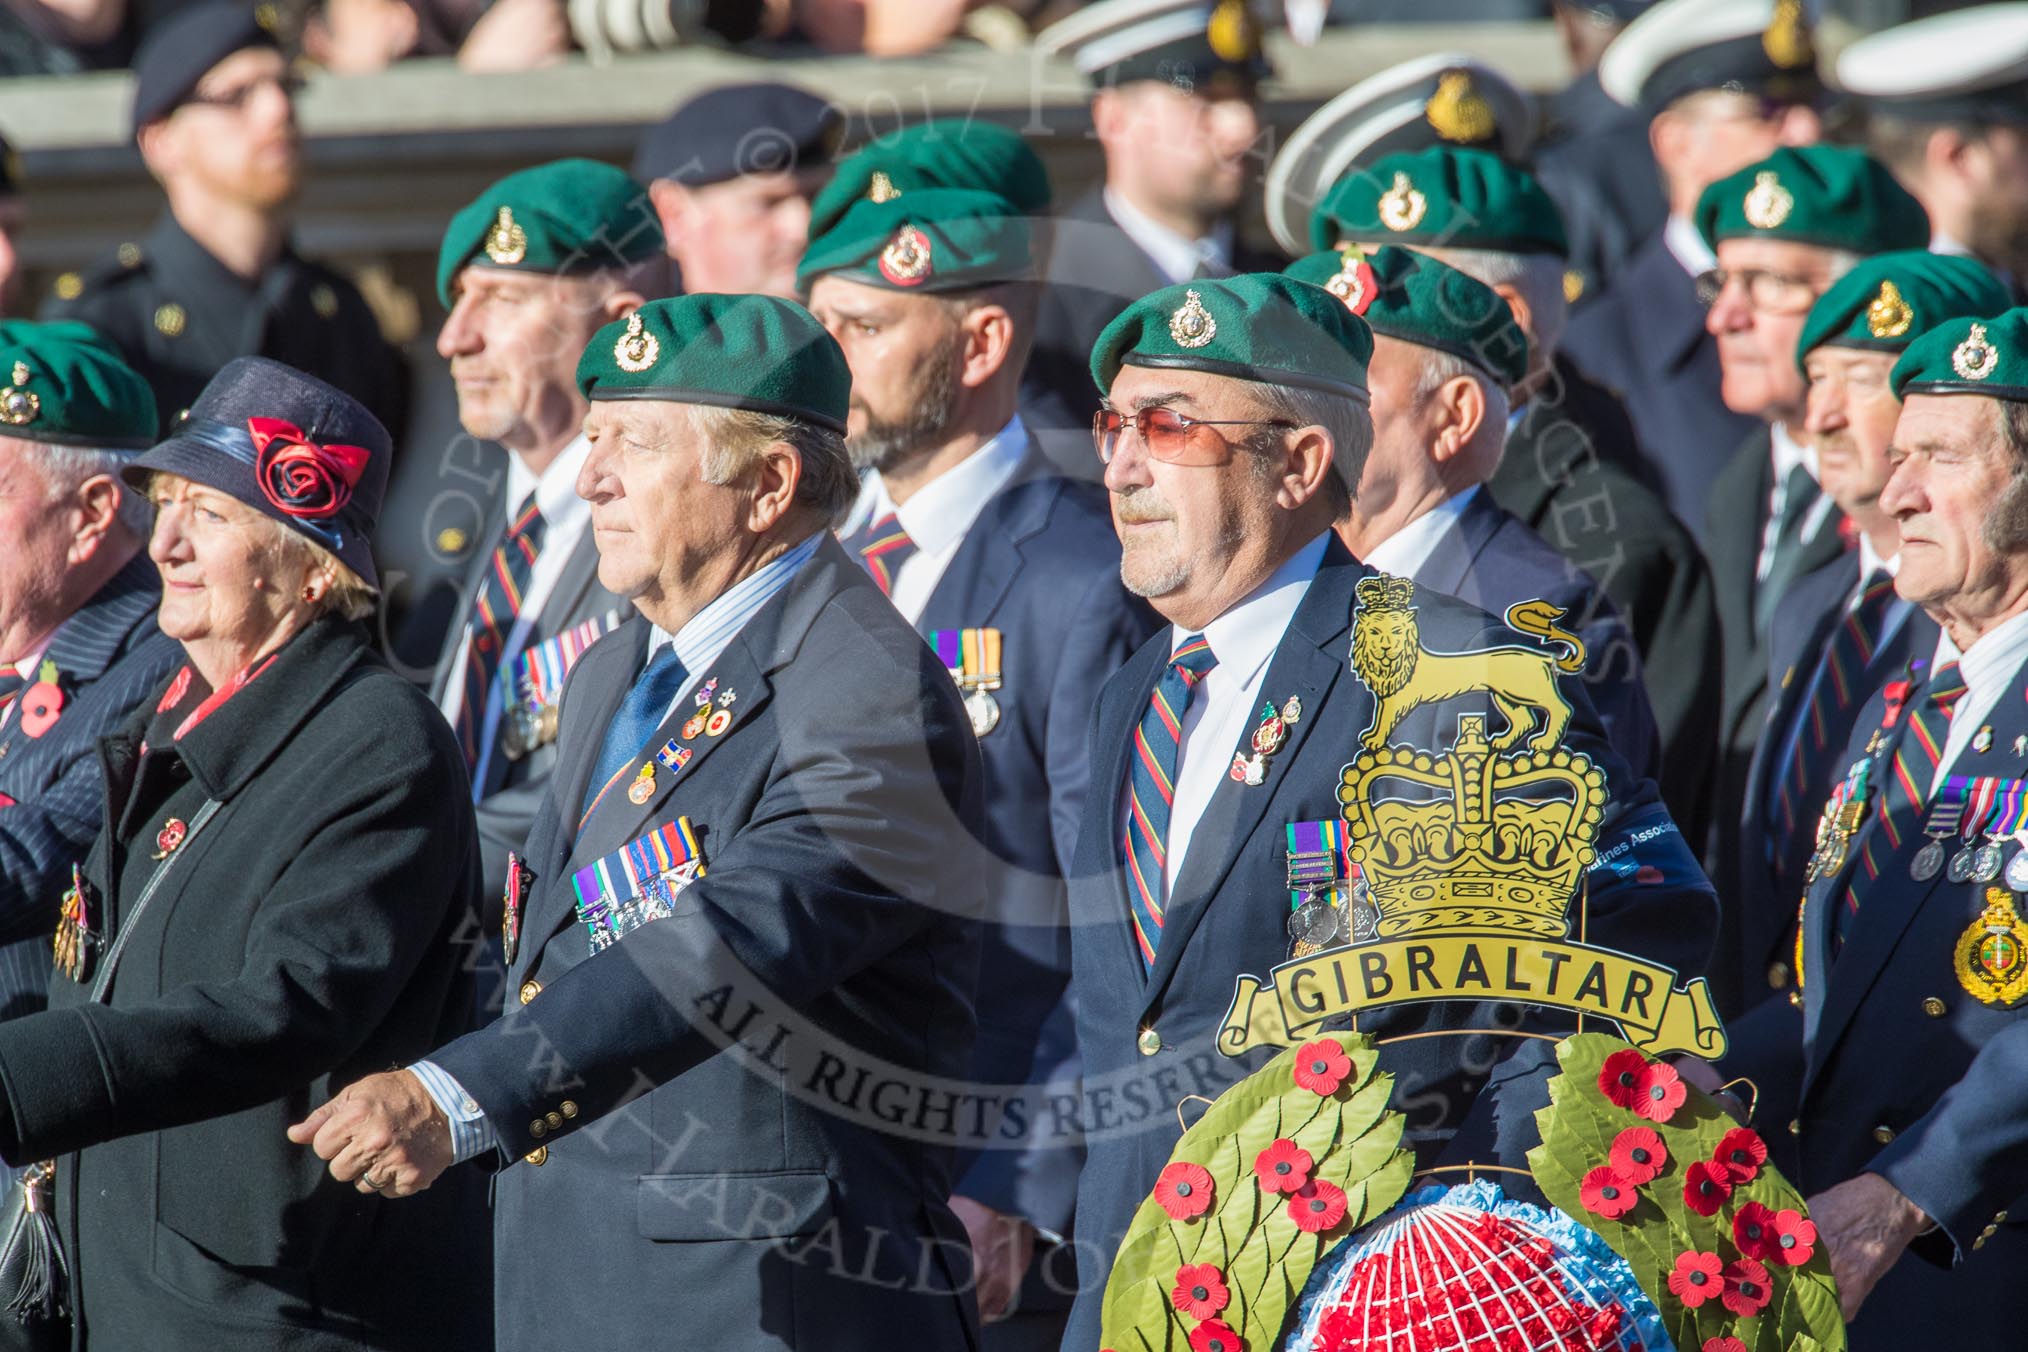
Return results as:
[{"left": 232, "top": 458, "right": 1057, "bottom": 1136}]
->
[
  {"left": 130, "top": 1, "right": 278, "bottom": 137},
  {"left": 631, "top": 82, "right": 842, "bottom": 188}
]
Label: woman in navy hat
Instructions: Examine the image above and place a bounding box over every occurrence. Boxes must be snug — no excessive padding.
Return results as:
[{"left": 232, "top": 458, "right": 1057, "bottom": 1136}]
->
[{"left": 0, "top": 357, "right": 488, "bottom": 1348}]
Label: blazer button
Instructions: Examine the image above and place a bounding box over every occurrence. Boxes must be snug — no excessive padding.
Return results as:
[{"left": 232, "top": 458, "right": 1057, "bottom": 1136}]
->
[
  {"left": 519, "top": 979, "right": 542, "bottom": 1006},
  {"left": 524, "top": 1146, "right": 548, "bottom": 1167},
  {"left": 1923, "top": 996, "right": 1948, "bottom": 1018},
  {"left": 545, "top": 1112, "right": 563, "bottom": 1130},
  {"left": 1975, "top": 1234, "right": 1988, "bottom": 1251},
  {"left": 1767, "top": 961, "right": 1792, "bottom": 989},
  {"left": 1998, "top": 1211, "right": 2010, "bottom": 1224},
  {"left": 530, "top": 1119, "right": 547, "bottom": 1138},
  {"left": 1137, "top": 1028, "right": 1161, "bottom": 1056},
  {"left": 1872, "top": 1124, "right": 1896, "bottom": 1145},
  {"left": 1788, "top": 990, "right": 1803, "bottom": 1008},
  {"left": 560, "top": 1101, "right": 578, "bottom": 1119},
  {"left": 1788, "top": 1119, "right": 1802, "bottom": 1137}
]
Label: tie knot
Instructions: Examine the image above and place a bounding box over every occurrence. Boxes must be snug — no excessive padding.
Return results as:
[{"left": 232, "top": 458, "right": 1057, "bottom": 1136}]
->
[
  {"left": 1929, "top": 661, "right": 1969, "bottom": 713},
  {"left": 1169, "top": 634, "right": 1218, "bottom": 686}
]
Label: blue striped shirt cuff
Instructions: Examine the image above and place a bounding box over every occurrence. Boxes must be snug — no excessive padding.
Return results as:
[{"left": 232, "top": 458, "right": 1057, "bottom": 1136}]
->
[{"left": 409, "top": 1059, "right": 497, "bottom": 1165}]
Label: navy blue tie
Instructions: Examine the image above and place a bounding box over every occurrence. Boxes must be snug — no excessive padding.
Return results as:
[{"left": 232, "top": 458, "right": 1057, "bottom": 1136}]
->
[{"left": 580, "top": 644, "right": 687, "bottom": 823}]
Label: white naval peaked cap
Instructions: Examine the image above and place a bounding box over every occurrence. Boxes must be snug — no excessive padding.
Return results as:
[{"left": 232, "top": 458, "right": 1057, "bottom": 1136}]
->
[
  {"left": 1838, "top": 4, "right": 2028, "bottom": 124},
  {"left": 1598, "top": 0, "right": 1821, "bottom": 112}
]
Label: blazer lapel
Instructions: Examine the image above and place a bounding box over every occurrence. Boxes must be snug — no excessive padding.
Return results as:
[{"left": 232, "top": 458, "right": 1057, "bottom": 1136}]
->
[{"left": 916, "top": 446, "right": 1056, "bottom": 635}]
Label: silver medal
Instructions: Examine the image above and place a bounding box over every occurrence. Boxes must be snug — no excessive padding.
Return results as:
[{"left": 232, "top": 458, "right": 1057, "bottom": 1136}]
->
[
  {"left": 1974, "top": 842, "right": 2006, "bottom": 883},
  {"left": 1949, "top": 846, "right": 1978, "bottom": 884},
  {"left": 965, "top": 688, "right": 1001, "bottom": 738},
  {"left": 1286, "top": 897, "right": 1339, "bottom": 947},
  {"left": 2006, "top": 848, "right": 2028, "bottom": 893},
  {"left": 1912, "top": 839, "right": 1947, "bottom": 882}
]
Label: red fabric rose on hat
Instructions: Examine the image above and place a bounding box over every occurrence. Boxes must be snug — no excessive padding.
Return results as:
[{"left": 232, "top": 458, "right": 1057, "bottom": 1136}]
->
[{"left": 248, "top": 416, "right": 370, "bottom": 521}]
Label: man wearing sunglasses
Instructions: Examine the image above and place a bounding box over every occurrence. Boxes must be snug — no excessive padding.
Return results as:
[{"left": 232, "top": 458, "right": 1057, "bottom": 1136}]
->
[
  {"left": 806, "top": 188, "right": 1157, "bottom": 1351},
  {"left": 41, "top": 2, "right": 406, "bottom": 440},
  {"left": 1061, "top": 272, "right": 1716, "bottom": 1352},
  {"left": 1699, "top": 146, "right": 1932, "bottom": 953}
]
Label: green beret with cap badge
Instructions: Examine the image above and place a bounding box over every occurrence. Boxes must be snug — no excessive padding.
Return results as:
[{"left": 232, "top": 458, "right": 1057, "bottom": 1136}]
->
[
  {"left": 1695, "top": 145, "right": 1929, "bottom": 254},
  {"left": 1287, "top": 244, "right": 1528, "bottom": 390},
  {"left": 437, "top": 158, "right": 665, "bottom": 308},
  {"left": 1891, "top": 307, "right": 2028, "bottom": 404},
  {"left": 576, "top": 295, "right": 851, "bottom": 434},
  {"left": 1796, "top": 251, "right": 2012, "bottom": 372},
  {"left": 0, "top": 320, "right": 159, "bottom": 449},
  {"left": 1089, "top": 273, "right": 1373, "bottom": 400},
  {"left": 1310, "top": 145, "right": 1569, "bottom": 258},
  {"left": 807, "top": 121, "right": 1051, "bottom": 243},
  {"left": 798, "top": 188, "right": 1033, "bottom": 296}
]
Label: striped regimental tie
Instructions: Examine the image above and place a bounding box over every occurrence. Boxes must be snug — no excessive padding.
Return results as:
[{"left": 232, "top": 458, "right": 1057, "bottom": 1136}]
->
[
  {"left": 1122, "top": 635, "right": 1219, "bottom": 969},
  {"left": 843, "top": 512, "right": 918, "bottom": 597},
  {"left": 456, "top": 494, "right": 547, "bottom": 773}
]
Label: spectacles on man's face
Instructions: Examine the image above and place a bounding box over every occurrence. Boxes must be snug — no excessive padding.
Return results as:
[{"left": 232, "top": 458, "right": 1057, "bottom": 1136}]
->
[
  {"left": 1093, "top": 405, "right": 1293, "bottom": 466},
  {"left": 183, "top": 72, "right": 306, "bottom": 113},
  {"left": 1695, "top": 266, "right": 1822, "bottom": 315}
]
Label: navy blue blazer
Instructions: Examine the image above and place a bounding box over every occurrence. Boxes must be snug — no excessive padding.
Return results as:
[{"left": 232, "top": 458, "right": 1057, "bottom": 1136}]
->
[
  {"left": 429, "top": 537, "right": 986, "bottom": 1352},
  {"left": 1560, "top": 229, "right": 1759, "bottom": 537},
  {"left": 0, "top": 548, "right": 178, "bottom": 1020},
  {"left": 911, "top": 452, "right": 1161, "bottom": 1239},
  {"left": 1725, "top": 643, "right": 2028, "bottom": 1347},
  {"left": 1416, "top": 488, "right": 1662, "bottom": 791},
  {"left": 1060, "top": 536, "right": 1716, "bottom": 1350}
]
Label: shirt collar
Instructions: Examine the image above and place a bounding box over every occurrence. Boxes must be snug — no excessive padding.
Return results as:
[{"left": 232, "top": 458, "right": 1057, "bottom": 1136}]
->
[
  {"left": 649, "top": 532, "right": 822, "bottom": 675},
  {"left": 1174, "top": 531, "right": 1331, "bottom": 689},
  {"left": 504, "top": 434, "right": 593, "bottom": 530},
  {"left": 1662, "top": 214, "right": 1715, "bottom": 280},
  {"left": 1935, "top": 605, "right": 2028, "bottom": 691},
  {"left": 1769, "top": 420, "right": 1818, "bottom": 483},
  {"left": 1360, "top": 486, "right": 1479, "bottom": 580},
  {"left": 879, "top": 417, "right": 1029, "bottom": 555},
  {"left": 1104, "top": 187, "right": 1231, "bottom": 287},
  {"left": 1858, "top": 531, "right": 1897, "bottom": 582}
]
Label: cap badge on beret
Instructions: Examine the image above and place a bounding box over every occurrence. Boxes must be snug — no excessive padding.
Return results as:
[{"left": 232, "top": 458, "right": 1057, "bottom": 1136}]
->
[
  {"left": 1206, "top": 0, "right": 1262, "bottom": 65},
  {"left": 1426, "top": 71, "right": 1495, "bottom": 144},
  {"left": 878, "top": 224, "right": 934, "bottom": 287},
  {"left": 1169, "top": 289, "right": 1218, "bottom": 349},
  {"left": 485, "top": 206, "right": 529, "bottom": 266},
  {"left": 0, "top": 362, "right": 39, "bottom": 427},
  {"left": 1954, "top": 322, "right": 2001, "bottom": 381},
  {"left": 1744, "top": 172, "right": 1795, "bottom": 230},
  {"left": 1325, "top": 246, "right": 1378, "bottom": 316},
  {"left": 868, "top": 171, "right": 902, "bottom": 204},
  {"left": 615, "top": 312, "right": 660, "bottom": 374},
  {"left": 1379, "top": 173, "right": 1429, "bottom": 232},
  {"left": 1763, "top": 0, "right": 1814, "bottom": 71},
  {"left": 1868, "top": 281, "right": 1914, "bottom": 340}
]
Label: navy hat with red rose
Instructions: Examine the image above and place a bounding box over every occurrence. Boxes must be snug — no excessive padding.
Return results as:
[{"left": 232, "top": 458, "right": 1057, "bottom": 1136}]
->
[{"left": 122, "top": 356, "right": 391, "bottom": 589}]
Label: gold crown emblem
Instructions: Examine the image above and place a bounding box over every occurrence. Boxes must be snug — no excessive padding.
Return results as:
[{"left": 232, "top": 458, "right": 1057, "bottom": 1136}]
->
[
  {"left": 614, "top": 312, "right": 659, "bottom": 373},
  {"left": 0, "top": 361, "right": 38, "bottom": 427},
  {"left": 1867, "top": 280, "right": 1914, "bottom": 339},
  {"left": 1378, "top": 172, "right": 1428, "bottom": 232},
  {"left": 1957, "top": 886, "right": 2028, "bottom": 1007},
  {"left": 1954, "top": 322, "right": 2000, "bottom": 381},
  {"left": 878, "top": 224, "right": 934, "bottom": 285},
  {"left": 1168, "top": 288, "right": 1217, "bottom": 348},
  {"left": 1742, "top": 171, "right": 1794, "bottom": 230},
  {"left": 868, "top": 171, "right": 901, "bottom": 204},
  {"left": 1205, "top": 0, "right": 1260, "bottom": 64},
  {"left": 486, "top": 206, "right": 529, "bottom": 266},
  {"left": 1763, "top": 0, "right": 1814, "bottom": 71},
  {"left": 1425, "top": 70, "right": 1496, "bottom": 145}
]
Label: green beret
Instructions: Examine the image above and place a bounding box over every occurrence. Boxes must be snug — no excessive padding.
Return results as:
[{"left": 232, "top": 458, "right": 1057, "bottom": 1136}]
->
[
  {"left": 1089, "top": 273, "right": 1373, "bottom": 401},
  {"left": 807, "top": 120, "right": 1051, "bottom": 242},
  {"left": 0, "top": 321, "right": 158, "bottom": 449},
  {"left": 1696, "top": 145, "right": 1930, "bottom": 255},
  {"left": 1891, "top": 308, "right": 2028, "bottom": 404},
  {"left": 1287, "top": 244, "right": 1528, "bottom": 390},
  {"left": 1310, "top": 146, "right": 1568, "bottom": 258},
  {"left": 437, "top": 158, "right": 665, "bottom": 308},
  {"left": 1796, "top": 251, "right": 2012, "bottom": 372},
  {"left": 576, "top": 295, "right": 851, "bottom": 434},
  {"left": 798, "top": 188, "right": 1032, "bottom": 296}
]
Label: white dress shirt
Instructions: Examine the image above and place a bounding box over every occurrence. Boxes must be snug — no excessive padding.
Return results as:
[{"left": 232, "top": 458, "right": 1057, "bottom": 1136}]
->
[
  {"left": 1149, "top": 531, "right": 1330, "bottom": 895},
  {"left": 0, "top": 639, "right": 50, "bottom": 733},
  {"left": 1929, "top": 608, "right": 2028, "bottom": 793},
  {"left": 1663, "top": 214, "right": 1716, "bottom": 280},
  {"left": 1104, "top": 188, "right": 1233, "bottom": 286},
  {"left": 839, "top": 418, "right": 1028, "bottom": 625},
  {"left": 1360, "top": 487, "right": 1478, "bottom": 581},
  {"left": 1755, "top": 422, "right": 1836, "bottom": 583}
]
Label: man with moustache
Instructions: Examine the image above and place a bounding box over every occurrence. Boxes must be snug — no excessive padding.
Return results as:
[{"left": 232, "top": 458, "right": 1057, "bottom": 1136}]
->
[
  {"left": 1061, "top": 273, "right": 1715, "bottom": 1351},
  {"left": 42, "top": 2, "right": 405, "bottom": 436},
  {"left": 1725, "top": 253, "right": 2007, "bottom": 1021},
  {"left": 425, "top": 160, "right": 662, "bottom": 988},
  {"left": 806, "top": 188, "right": 1158, "bottom": 1348}
]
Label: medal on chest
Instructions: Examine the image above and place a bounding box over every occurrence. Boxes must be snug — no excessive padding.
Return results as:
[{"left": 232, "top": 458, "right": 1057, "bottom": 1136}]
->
[
  {"left": 1231, "top": 696, "right": 1303, "bottom": 786},
  {"left": 1911, "top": 781, "right": 1968, "bottom": 882},
  {"left": 502, "top": 852, "right": 531, "bottom": 965},
  {"left": 1283, "top": 818, "right": 1370, "bottom": 960},
  {"left": 1805, "top": 759, "right": 1871, "bottom": 884},
  {"left": 52, "top": 862, "right": 96, "bottom": 983},
  {"left": 931, "top": 629, "right": 1004, "bottom": 739}
]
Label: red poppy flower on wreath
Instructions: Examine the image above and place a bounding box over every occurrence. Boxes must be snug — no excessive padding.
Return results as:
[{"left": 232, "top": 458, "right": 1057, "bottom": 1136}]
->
[
  {"left": 1714, "top": 1126, "right": 1768, "bottom": 1184},
  {"left": 1579, "top": 1165, "right": 1639, "bottom": 1220},
  {"left": 1288, "top": 1178, "right": 1349, "bottom": 1233},
  {"left": 1292, "top": 1038, "right": 1353, "bottom": 1095},
  {"left": 1768, "top": 1208, "right": 1818, "bottom": 1266},
  {"left": 1732, "top": 1202, "right": 1780, "bottom": 1262},
  {"left": 1682, "top": 1160, "right": 1733, "bottom": 1216},
  {"left": 1598, "top": 1049, "right": 1650, "bottom": 1109},
  {"left": 1722, "top": 1257, "right": 1773, "bottom": 1317},
  {"left": 1171, "top": 1263, "right": 1230, "bottom": 1320},
  {"left": 1254, "top": 1138, "right": 1314, "bottom": 1194},
  {"left": 1666, "top": 1249, "right": 1724, "bottom": 1308},
  {"left": 1189, "top": 1318, "right": 1244, "bottom": 1352},
  {"left": 1609, "top": 1126, "right": 1668, "bottom": 1184},
  {"left": 1153, "top": 1162, "right": 1215, "bottom": 1219},
  {"left": 1632, "top": 1059, "right": 1687, "bottom": 1123},
  {"left": 1703, "top": 1339, "right": 1750, "bottom": 1352}
]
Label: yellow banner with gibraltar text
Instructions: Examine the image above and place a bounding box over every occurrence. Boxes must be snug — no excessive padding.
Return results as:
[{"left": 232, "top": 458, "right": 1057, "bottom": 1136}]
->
[{"left": 1216, "top": 934, "right": 1727, "bottom": 1060}]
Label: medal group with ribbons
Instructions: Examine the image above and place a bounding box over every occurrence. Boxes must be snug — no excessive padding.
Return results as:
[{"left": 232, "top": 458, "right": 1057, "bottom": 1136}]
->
[
  {"left": 930, "top": 627, "right": 1003, "bottom": 737},
  {"left": 498, "top": 609, "right": 625, "bottom": 762}
]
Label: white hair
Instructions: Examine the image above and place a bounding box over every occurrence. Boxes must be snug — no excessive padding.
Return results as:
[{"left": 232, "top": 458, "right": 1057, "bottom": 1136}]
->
[
  {"left": 1240, "top": 378, "right": 1375, "bottom": 506},
  {"left": 32, "top": 441, "right": 151, "bottom": 537}
]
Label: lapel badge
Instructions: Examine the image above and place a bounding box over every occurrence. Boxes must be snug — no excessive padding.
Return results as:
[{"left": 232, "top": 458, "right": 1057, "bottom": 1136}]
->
[
  {"left": 1743, "top": 171, "right": 1794, "bottom": 230},
  {"left": 1977, "top": 726, "right": 1995, "bottom": 753},
  {"left": 502, "top": 852, "right": 530, "bottom": 966},
  {"left": 1230, "top": 696, "right": 1303, "bottom": 786},
  {"left": 615, "top": 312, "right": 660, "bottom": 373},
  {"left": 2015, "top": 735, "right": 2026, "bottom": 757},
  {"left": 1957, "top": 885, "right": 2028, "bottom": 1007},
  {"left": 1378, "top": 172, "right": 1427, "bottom": 232},
  {"left": 681, "top": 711, "right": 708, "bottom": 739},
  {"left": 627, "top": 763, "right": 656, "bottom": 805},
  {"left": 705, "top": 691, "right": 736, "bottom": 737},
  {"left": 153, "top": 817, "right": 187, "bottom": 859},
  {"left": 1954, "top": 322, "right": 2000, "bottom": 381},
  {"left": 1867, "top": 280, "right": 1913, "bottom": 339},
  {"left": 19, "top": 659, "right": 63, "bottom": 739},
  {"left": 1168, "top": 289, "right": 1217, "bottom": 348},
  {"left": 0, "top": 361, "right": 39, "bottom": 426},
  {"left": 485, "top": 205, "right": 528, "bottom": 265},
  {"left": 878, "top": 224, "right": 933, "bottom": 287},
  {"left": 53, "top": 862, "right": 95, "bottom": 983},
  {"left": 655, "top": 739, "right": 691, "bottom": 774},
  {"left": 1324, "top": 246, "right": 1377, "bottom": 316}
]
